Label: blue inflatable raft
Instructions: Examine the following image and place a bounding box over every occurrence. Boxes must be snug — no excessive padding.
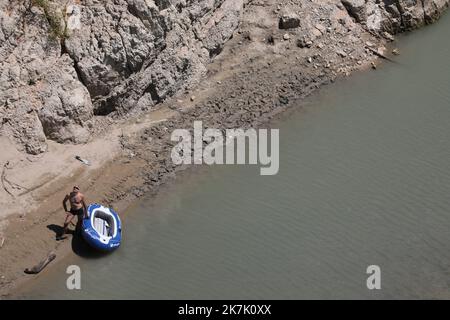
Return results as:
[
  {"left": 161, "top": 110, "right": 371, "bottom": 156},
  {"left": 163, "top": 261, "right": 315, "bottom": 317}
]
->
[{"left": 82, "top": 204, "right": 122, "bottom": 251}]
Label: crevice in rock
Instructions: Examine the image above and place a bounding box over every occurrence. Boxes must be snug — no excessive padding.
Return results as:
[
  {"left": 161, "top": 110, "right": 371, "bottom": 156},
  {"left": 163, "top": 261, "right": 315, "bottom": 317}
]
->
[
  {"left": 340, "top": 0, "right": 361, "bottom": 22},
  {"left": 421, "top": 0, "right": 429, "bottom": 24},
  {"left": 393, "top": 0, "right": 405, "bottom": 31},
  {"left": 61, "top": 41, "right": 89, "bottom": 97},
  {"left": 72, "top": 60, "right": 88, "bottom": 92},
  {"left": 208, "top": 43, "right": 226, "bottom": 59},
  {"left": 125, "top": 3, "right": 171, "bottom": 74},
  {"left": 141, "top": 42, "right": 166, "bottom": 71},
  {"left": 60, "top": 36, "right": 67, "bottom": 56},
  {"left": 154, "top": 0, "right": 171, "bottom": 11},
  {"left": 126, "top": 2, "right": 170, "bottom": 40},
  {"left": 144, "top": 82, "right": 161, "bottom": 104},
  {"left": 93, "top": 97, "right": 117, "bottom": 116},
  {"left": 116, "top": 15, "right": 134, "bottom": 77},
  {"left": 175, "top": 2, "right": 184, "bottom": 13}
]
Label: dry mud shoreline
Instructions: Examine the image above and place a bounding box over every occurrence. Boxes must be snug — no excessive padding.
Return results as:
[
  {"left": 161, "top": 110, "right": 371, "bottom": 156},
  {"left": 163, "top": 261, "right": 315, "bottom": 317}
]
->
[{"left": 1, "top": 0, "right": 449, "bottom": 297}]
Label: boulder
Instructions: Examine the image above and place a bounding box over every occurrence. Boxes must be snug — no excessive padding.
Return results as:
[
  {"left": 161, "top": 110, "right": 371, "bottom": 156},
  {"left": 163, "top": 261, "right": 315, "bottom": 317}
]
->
[
  {"left": 297, "top": 36, "right": 313, "bottom": 48},
  {"left": 19, "top": 112, "right": 48, "bottom": 155},
  {"left": 341, "top": 0, "right": 450, "bottom": 34},
  {"left": 279, "top": 12, "right": 301, "bottom": 29},
  {"left": 341, "top": 0, "right": 367, "bottom": 23},
  {"left": 38, "top": 83, "right": 93, "bottom": 144}
]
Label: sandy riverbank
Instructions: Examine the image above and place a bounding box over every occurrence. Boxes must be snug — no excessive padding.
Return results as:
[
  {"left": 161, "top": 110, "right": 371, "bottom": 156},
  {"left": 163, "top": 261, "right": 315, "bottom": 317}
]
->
[{"left": 1, "top": 0, "right": 448, "bottom": 298}]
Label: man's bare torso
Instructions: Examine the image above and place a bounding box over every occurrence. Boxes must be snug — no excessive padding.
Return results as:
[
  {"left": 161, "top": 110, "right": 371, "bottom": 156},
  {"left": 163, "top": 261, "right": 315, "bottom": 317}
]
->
[{"left": 69, "top": 192, "right": 84, "bottom": 210}]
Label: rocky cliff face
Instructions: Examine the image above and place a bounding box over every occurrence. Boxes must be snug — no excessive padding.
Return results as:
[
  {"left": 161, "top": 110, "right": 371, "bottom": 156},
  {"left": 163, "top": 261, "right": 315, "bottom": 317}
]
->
[
  {"left": 342, "top": 0, "right": 449, "bottom": 35},
  {"left": 64, "top": 0, "right": 245, "bottom": 116},
  {"left": 0, "top": 0, "right": 245, "bottom": 154},
  {"left": 0, "top": 0, "right": 448, "bottom": 155}
]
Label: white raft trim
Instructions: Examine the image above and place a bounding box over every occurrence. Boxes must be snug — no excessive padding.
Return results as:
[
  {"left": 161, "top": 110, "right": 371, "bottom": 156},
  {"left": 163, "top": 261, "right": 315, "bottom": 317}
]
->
[{"left": 89, "top": 206, "right": 119, "bottom": 244}]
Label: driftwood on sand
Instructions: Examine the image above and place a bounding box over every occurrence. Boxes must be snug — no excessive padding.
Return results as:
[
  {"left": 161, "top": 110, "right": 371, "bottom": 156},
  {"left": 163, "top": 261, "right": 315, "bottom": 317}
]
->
[
  {"left": 366, "top": 46, "right": 396, "bottom": 63},
  {"left": 2, "top": 161, "right": 30, "bottom": 198},
  {"left": 1, "top": 162, "right": 14, "bottom": 198},
  {"left": 24, "top": 252, "right": 56, "bottom": 274}
]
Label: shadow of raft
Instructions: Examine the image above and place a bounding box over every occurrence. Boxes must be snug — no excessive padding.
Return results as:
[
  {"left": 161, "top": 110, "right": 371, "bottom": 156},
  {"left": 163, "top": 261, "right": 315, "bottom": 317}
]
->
[{"left": 70, "top": 232, "right": 107, "bottom": 259}]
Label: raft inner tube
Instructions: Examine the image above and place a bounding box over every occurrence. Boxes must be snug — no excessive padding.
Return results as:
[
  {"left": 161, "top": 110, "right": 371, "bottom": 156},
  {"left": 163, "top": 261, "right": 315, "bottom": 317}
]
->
[{"left": 82, "top": 204, "right": 122, "bottom": 251}]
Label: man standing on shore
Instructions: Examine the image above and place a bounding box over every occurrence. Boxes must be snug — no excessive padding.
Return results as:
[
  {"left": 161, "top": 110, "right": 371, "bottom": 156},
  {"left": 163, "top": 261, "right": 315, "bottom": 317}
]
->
[{"left": 57, "top": 186, "right": 88, "bottom": 240}]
